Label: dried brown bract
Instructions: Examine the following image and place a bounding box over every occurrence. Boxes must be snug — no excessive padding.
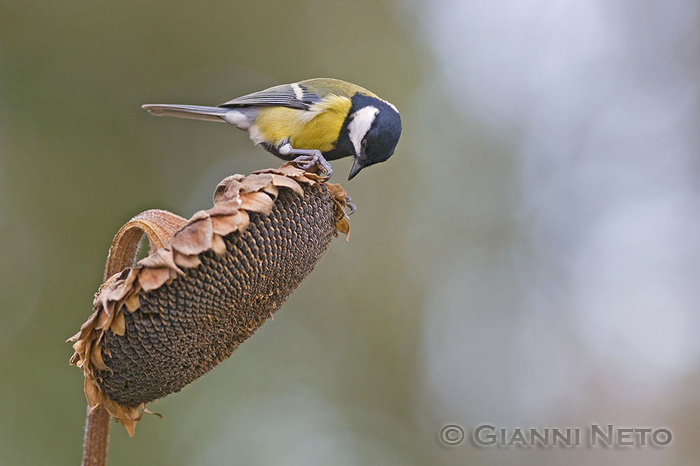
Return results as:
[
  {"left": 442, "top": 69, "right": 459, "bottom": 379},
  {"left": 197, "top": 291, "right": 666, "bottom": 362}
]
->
[{"left": 68, "top": 163, "right": 351, "bottom": 435}]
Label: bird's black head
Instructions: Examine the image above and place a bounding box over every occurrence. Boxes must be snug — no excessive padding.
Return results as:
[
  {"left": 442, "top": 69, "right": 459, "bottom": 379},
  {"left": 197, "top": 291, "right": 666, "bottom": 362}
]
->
[{"left": 347, "top": 94, "right": 402, "bottom": 180}]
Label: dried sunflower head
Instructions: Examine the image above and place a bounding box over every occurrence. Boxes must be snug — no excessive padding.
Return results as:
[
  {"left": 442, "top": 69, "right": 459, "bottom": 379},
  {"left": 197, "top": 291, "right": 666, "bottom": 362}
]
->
[{"left": 68, "top": 163, "right": 351, "bottom": 435}]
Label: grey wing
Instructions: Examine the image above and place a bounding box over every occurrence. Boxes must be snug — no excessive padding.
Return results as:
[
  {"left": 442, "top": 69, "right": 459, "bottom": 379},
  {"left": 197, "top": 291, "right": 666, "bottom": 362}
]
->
[{"left": 219, "top": 83, "right": 321, "bottom": 110}]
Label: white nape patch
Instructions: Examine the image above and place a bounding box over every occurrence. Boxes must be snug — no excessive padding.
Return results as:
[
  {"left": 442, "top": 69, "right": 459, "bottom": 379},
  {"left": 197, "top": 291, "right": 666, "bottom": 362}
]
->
[
  {"left": 348, "top": 106, "right": 379, "bottom": 155},
  {"left": 223, "top": 110, "right": 253, "bottom": 129},
  {"left": 383, "top": 100, "right": 399, "bottom": 114},
  {"left": 291, "top": 83, "right": 304, "bottom": 100}
]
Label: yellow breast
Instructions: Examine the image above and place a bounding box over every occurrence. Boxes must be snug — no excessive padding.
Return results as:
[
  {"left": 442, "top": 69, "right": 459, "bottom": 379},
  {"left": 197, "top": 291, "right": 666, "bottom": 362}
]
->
[{"left": 250, "top": 95, "right": 352, "bottom": 152}]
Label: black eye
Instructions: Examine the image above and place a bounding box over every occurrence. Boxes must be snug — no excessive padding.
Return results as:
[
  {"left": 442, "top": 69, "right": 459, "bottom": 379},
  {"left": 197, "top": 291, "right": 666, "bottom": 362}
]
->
[{"left": 361, "top": 139, "right": 367, "bottom": 150}]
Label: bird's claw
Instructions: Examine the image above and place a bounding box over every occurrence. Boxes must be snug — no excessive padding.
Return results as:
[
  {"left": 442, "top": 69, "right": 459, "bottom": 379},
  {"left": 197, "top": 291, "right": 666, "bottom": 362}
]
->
[
  {"left": 277, "top": 139, "right": 333, "bottom": 178},
  {"left": 291, "top": 153, "right": 333, "bottom": 179},
  {"left": 345, "top": 196, "right": 356, "bottom": 216}
]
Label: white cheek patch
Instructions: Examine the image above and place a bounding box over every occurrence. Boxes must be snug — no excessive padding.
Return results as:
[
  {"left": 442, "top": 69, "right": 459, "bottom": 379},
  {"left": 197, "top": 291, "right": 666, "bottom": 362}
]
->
[
  {"left": 291, "top": 83, "right": 304, "bottom": 100},
  {"left": 348, "top": 106, "right": 379, "bottom": 155}
]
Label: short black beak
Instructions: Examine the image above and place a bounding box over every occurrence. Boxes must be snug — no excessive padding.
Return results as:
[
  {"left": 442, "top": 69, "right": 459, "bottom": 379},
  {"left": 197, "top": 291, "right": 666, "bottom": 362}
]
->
[{"left": 348, "top": 159, "right": 363, "bottom": 180}]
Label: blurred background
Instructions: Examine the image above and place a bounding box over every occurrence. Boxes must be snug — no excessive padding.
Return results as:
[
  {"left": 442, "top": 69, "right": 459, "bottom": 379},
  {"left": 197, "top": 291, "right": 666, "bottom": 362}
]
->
[{"left": 1, "top": 0, "right": 699, "bottom": 464}]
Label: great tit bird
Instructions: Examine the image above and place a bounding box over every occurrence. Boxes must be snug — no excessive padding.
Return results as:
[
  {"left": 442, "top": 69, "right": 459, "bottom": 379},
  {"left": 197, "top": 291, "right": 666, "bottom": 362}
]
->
[{"left": 142, "top": 78, "right": 402, "bottom": 180}]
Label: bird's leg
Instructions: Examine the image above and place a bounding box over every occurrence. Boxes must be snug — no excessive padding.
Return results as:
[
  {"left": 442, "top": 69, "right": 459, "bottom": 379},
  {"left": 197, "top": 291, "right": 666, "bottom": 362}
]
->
[{"left": 278, "top": 139, "right": 333, "bottom": 178}]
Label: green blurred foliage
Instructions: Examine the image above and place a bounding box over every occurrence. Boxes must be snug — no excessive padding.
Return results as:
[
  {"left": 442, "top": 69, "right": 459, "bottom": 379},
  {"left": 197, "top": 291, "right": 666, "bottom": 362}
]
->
[
  {"left": 0, "top": 1, "right": 432, "bottom": 465},
  {"left": 4, "top": 1, "right": 697, "bottom": 465}
]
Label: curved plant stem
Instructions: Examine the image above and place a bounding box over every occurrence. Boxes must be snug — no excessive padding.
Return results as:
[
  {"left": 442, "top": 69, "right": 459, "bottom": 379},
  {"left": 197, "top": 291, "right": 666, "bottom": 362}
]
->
[{"left": 79, "top": 209, "right": 187, "bottom": 465}]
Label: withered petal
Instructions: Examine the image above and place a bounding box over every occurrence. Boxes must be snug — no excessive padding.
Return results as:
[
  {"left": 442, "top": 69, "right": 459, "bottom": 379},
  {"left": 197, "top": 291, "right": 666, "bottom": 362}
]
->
[
  {"left": 120, "top": 418, "right": 137, "bottom": 437},
  {"left": 111, "top": 312, "right": 126, "bottom": 335},
  {"left": 211, "top": 234, "right": 227, "bottom": 255},
  {"left": 213, "top": 174, "right": 246, "bottom": 204},
  {"left": 124, "top": 293, "right": 140, "bottom": 312},
  {"left": 137, "top": 248, "right": 181, "bottom": 273},
  {"left": 240, "top": 191, "right": 274, "bottom": 215},
  {"left": 84, "top": 379, "right": 102, "bottom": 409},
  {"left": 91, "top": 343, "right": 108, "bottom": 371},
  {"left": 138, "top": 267, "right": 172, "bottom": 292},
  {"left": 171, "top": 217, "right": 214, "bottom": 256},
  {"left": 211, "top": 210, "right": 249, "bottom": 236},
  {"left": 262, "top": 184, "right": 279, "bottom": 198},
  {"left": 326, "top": 182, "right": 348, "bottom": 202},
  {"left": 271, "top": 175, "right": 304, "bottom": 196},
  {"left": 239, "top": 173, "right": 274, "bottom": 193},
  {"left": 336, "top": 217, "right": 350, "bottom": 237},
  {"left": 173, "top": 251, "right": 202, "bottom": 268},
  {"left": 209, "top": 200, "right": 241, "bottom": 217}
]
